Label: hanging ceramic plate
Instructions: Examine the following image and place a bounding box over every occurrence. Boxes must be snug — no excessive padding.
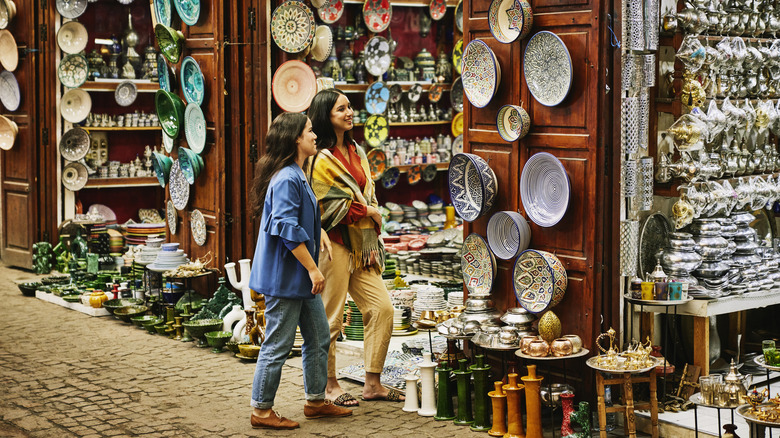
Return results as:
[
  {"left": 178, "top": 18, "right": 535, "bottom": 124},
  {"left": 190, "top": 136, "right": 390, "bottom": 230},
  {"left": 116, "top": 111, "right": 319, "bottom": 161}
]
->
[
  {"left": 157, "top": 54, "right": 172, "bottom": 92},
  {"left": 364, "top": 81, "right": 389, "bottom": 115},
  {"left": 167, "top": 200, "right": 177, "bottom": 235},
  {"left": 60, "top": 88, "right": 92, "bottom": 123},
  {"left": 450, "top": 77, "right": 463, "bottom": 112},
  {"left": 115, "top": 80, "right": 138, "bottom": 107},
  {"left": 58, "top": 54, "right": 89, "bottom": 89},
  {"left": 162, "top": 131, "right": 176, "bottom": 153},
  {"left": 381, "top": 166, "right": 400, "bottom": 189},
  {"left": 190, "top": 209, "right": 207, "bottom": 246},
  {"left": 184, "top": 102, "right": 206, "bottom": 154},
  {"left": 451, "top": 112, "right": 463, "bottom": 136},
  {"left": 455, "top": 0, "right": 463, "bottom": 32},
  {"left": 452, "top": 39, "right": 463, "bottom": 75},
  {"left": 523, "top": 31, "right": 572, "bottom": 107},
  {"left": 428, "top": 83, "right": 444, "bottom": 103},
  {"left": 452, "top": 134, "right": 463, "bottom": 155},
  {"left": 448, "top": 152, "right": 498, "bottom": 222},
  {"left": 181, "top": 56, "right": 205, "bottom": 106},
  {"left": 488, "top": 0, "right": 533, "bottom": 43},
  {"left": 86, "top": 204, "right": 116, "bottom": 222},
  {"left": 363, "top": 0, "right": 392, "bottom": 33},
  {"left": 364, "top": 114, "right": 389, "bottom": 148},
  {"left": 461, "top": 233, "right": 495, "bottom": 296},
  {"left": 364, "top": 36, "right": 392, "bottom": 77},
  {"left": 513, "top": 249, "right": 567, "bottom": 314},
  {"left": 169, "top": 160, "right": 190, "bottom": 210},
  {"left": 408, "top": 84, "right": 423, "bottom": 102},
  {"left": 496, "top": 104, "right": 531, "bottom": 142},
  {"left": 311, "top": 25, "right": 333, "bottom": 62},
  {"left": 0, "top": 29, "right": 15, "bottom": 72},
  {"left": 153, "top": 0, "right": 172, "bottom": 27},
  {"left": 520, "top": 151, "right": 570, "bottom": 227},
  {"left": 173, "top": 0, "right": 200, "bottom": 26},
  {"left": 59, "top": 127, "right": 90, "bottom": 161},
  {"left": 0, "top": 0, "right": 15, "bottom": 30},
  {"left": 367, "top": 148, "right": 386, "bottom": 181},
  {"left": 407, "top": 164, "right": 423, "bottom": 185},
  {"left": 57, "top": 21, "right": 88, "bottom": 54},
  {"left": 62, "top": 161, "right": 89, "bottom": 191},
  {"left": 0, "top": 70, "right": 20, "bottom": 112},
  {"left": 318, "top": 0, "right": 343, "bottom": 24},
  {"left": 487, "top": 211, "right": 531, "bottom": 260},
  {"left": 429, "top": 0, "right": 447, "bottom": 21},
  {"left": 0, "top": 115, "right": 15, "bottom": 150},
  {"left": 272, "top": 60, "right": 317, "bottom": 112},
  {"left": 56, "top": 0, "right": 87, "bottom": 19},
  {"left": 272, "top": 0, "right": 315, "bottom": 54},
  {"left": 461, "top": 39, "right": 501, "bottom": 108},
  {"left": 423, "top": 164, "right": 437, "bottom": 182}
]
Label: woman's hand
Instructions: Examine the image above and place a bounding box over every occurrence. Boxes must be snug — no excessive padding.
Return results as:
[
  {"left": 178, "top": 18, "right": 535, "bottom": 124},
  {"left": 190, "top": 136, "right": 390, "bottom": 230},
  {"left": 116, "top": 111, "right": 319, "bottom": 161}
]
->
[
  {"left": 320, "top": 229, "right": 332, "bottom": 261},
  {"left": 309, "top": 267, "right": 325, "bottom": 295},
  {"left": 366, "top": 205, "right": 383, "bottom": 226}
]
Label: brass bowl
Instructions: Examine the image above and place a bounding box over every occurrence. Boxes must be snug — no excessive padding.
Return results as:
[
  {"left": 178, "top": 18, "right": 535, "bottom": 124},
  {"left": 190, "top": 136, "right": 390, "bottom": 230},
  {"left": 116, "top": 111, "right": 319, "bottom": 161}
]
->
[{"left": 238, "top": 343, "right": 261, "bottom": 358}]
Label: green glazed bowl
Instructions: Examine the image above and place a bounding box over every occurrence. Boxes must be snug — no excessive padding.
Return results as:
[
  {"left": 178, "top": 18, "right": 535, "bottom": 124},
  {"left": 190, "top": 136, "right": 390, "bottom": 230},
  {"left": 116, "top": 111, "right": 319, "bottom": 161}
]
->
[
  {"left": 154, "top": 323, "right": 168, "bottom": 334},
  {"left": 205, "top": 331, "right": 233, "bottom": 353},
  {"left": 154, "top": 24, "right": 185, "bottom": 64},
  {"left": 178, "top": 147, "right": 204, "bottom": 184},
  {"left": 113, "top": 305, "right": 149, "bottom": 323},
  {"left": 182, "top": 318, "right": 223, "bottom": 347},
  {"left": 155, "top": 89, "right": 186, "bottom": 139},
  {"left": 131, "top": 315, "right": 158, "bottom": 328},
  {"left": 17, "top": 282, "right": 41, "bottom": 297},
  {"left": 143, "top": 317, "right": 164, "bottom": 333},
  {"left": 225, "top": 341, "right": 240, "bottom": 354},
  {"left": 103, "top": 298, "right": 144, "bottom": 315},
  {"left": 151, "top": 152, "right": 173, "bottom": 187}
]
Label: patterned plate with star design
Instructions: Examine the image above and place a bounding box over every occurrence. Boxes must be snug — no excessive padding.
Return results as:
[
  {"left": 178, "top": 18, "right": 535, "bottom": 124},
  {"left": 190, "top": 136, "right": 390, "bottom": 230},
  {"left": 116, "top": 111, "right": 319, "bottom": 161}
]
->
[
  {"left": 461, "top": 39, "right": 501, "bottom": 108},
  {"left": 271, "top": 0, "right": 315, "bottom": 54},
  {"left": 523, "top": 31, "right": 572, "bottom": 107},
  {"left": 364, "top": 36, "right": 392, "bottom": 77},
  {"left": 364, "top": 114, "right": 389, "bottom": 148},
  {"left": 365, "top": 81, "right": 389, "bottom": 115},
  {"left": 488, "top": 0, "right": 533, "bottom": 43},
  {"left": 363, "top": 0, "right": 392, "bottom": 33}
]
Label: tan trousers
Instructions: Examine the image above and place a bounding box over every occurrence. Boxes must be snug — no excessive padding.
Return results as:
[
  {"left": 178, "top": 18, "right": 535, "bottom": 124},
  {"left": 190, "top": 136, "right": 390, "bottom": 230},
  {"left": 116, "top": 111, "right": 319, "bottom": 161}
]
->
[{"left": 319, "top": 241, "right": 393, "bottom": 376}]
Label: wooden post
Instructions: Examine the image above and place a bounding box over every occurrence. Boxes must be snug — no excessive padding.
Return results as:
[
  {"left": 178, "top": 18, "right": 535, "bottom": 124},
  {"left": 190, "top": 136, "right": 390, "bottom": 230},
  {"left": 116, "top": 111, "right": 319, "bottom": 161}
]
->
[
  {"left": 693, "top": 316, "right": 709, "bottom": 375},
  {"left": 648, "top": 369, "right": 659, "bottom": 438},
  {"left": 596, "top": 372, "right": 608, "bottom": 438},
  {"left": 622, "top": 374, "right": 637, "bottom": 438}
]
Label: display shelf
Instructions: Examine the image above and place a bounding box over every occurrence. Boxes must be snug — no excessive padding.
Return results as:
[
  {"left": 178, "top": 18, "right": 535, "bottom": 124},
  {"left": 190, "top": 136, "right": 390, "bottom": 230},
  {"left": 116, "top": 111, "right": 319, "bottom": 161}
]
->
[
  {"left": 354, "top": 120, "right": 452, "bottom": 127},
  {"left": 337, "top": 82, "right": 452, "bottom": 94},
  {"left": 83, "top": 127, "right": 162, "bottom": 131},
  {"left": 83, "top": 177, "right": 160, "bottom": 188},
  {"left": 35, "top": 290, "right": 111, "bottom": 317},
  {"left": 395, "top": 162, "right": 449, "bottom": 174},
  {"left": 80, "top": 79, "right": 160, "bottom": 93},
  {"left": 343, "top": 0, "right": 458, "bottom": 6},
  {"left": 676, "top": 289, "right": 780, "bottom": 318}
]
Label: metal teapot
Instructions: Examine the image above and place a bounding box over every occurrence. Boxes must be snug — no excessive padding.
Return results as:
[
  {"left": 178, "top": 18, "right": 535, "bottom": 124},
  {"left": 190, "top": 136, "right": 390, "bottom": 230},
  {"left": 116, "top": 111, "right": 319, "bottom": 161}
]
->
[{"left": 722, "top": 359, "right": 752, "bottom": 406}]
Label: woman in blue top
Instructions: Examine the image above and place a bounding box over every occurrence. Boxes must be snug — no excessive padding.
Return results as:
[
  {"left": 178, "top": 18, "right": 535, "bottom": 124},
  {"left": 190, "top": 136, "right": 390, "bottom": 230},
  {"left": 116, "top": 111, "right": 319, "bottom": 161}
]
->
[{"left": 247, "top": 112, "right": 352, "bottom": 430}]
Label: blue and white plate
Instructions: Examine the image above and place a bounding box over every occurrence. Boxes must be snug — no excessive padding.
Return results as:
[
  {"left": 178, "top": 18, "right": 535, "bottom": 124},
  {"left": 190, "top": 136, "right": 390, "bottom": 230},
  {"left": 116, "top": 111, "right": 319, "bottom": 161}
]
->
[
  {"left": 173, "top": 0, "right": 200, "bottom": 26},
  {"left": 523, "top": 31, "right": 572, "bottom": 107},
  {"left": 184, "top": 103, "right": 206, "bottom": 154},
  {"left": 181, "top": 56, "right": 205, "bottom": 106},
  {"left": 448, "top": 153, "right": 498, "bottom": 222},
  {"left": 154, "top": 0, "right": 172, "bottom": 27},
  {"left": 520, "top": 152, "right": 570, "bottom": 227},
  {"left": 364, "top": 81, "right": 389, "bottom": 115},
  {"left": 487, "top": 211, "right": 531, "bottom": 260}
]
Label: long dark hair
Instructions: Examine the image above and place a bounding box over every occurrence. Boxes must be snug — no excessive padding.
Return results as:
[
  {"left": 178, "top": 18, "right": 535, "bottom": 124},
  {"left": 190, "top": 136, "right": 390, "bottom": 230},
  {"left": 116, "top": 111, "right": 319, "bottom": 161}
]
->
[
  {"left": 308, "top": 88, "right": 353, "bottom": 150},
  {"left": 250, "top": 112, "right": 309, "bottom": 219}
]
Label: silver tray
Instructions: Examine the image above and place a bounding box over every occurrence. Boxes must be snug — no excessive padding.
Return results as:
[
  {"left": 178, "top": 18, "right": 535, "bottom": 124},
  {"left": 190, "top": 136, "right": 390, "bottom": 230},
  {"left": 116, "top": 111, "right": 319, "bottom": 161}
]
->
[
  {"left": 516, "top": 348, "right": 590, "bottom": 361},
  {"left": 754, "top": 355, "right": 780, "bottom": 372},
  {"left": 585, "top": 355, "right": 660, "bottom": 374}
]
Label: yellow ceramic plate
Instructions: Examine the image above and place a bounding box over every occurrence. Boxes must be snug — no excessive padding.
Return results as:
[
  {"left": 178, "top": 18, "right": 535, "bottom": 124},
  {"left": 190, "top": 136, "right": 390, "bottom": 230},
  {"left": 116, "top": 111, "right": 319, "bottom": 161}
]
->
[
  {"left": 364, "top": 114, "right": 389, "bottom": 148},
  {"left": 452, "top": 112, "right": 464, "bottom": 137},
  {"left": 453, "top": 39, "right": 463, "bottom": 75}
]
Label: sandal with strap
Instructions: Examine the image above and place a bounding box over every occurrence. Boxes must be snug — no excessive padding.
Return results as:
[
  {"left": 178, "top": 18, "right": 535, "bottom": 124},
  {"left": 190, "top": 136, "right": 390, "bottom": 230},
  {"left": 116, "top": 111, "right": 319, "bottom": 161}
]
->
[
  {"left": 332, "top": 392, "right": 359, "bottom": 407},
  {"left": 361, "top": 387, "right": 404, "bottom": 402}
]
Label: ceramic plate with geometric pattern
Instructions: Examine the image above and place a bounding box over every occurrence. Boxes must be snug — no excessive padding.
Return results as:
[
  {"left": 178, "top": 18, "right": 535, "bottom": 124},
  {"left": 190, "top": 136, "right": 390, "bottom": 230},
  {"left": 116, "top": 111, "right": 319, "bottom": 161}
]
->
[
  {"left": 184, "top": 103, "right": 206, "bottom": 154},
  {"left": 59, "top": 127, "right": 90, "bottom": 162},
  {"left": 520, "top": 151, "right": 570, "bottom": 227},
  {"left": 191, "top": 209, "right": 206, "bottom": 246},
  {"left": 461, "top": 39, "right": 501, "bottom": 108},
  {"left": 365, "top": 81, "right": 389, "bottom": 114},
  {"left": 272, "top": 0, "right": 315, "bottom": 54},
  {"left": 181, "top": 56, "right": 205, "bottom": 106},
  {"left": 173, "top": 0, "right": 200, "bottom": 26},
  {"left": 461, "top": 233, "right": 495, "bottom": 296},
  {"left": 169, "top": 160, "right": 190, "bottom": 210},
  {"left": 364, "top": 114, "right": 389, "bottom": 148},
  {"left": 167, "top": 200, "right": 177, "bottom": 235},
  {"left": 523, "top": 31, "right": 572, "bottom": 107},
  {"left": 58, "top": 54, "right": 89, "bottom": 89},
  {"left": 318, "top": 0, "right": 344, "bottom": 24},
  {"left": 115, "top": 81, "right": 138, "bottom": 107},
  {"left": 154, "top": 0, "right": 172, "bottom": 27},
  {"left": 363, "top": 0, "right": 392, "bottom": 33},
  {"left": 364, "top": 36, "right": 392, "bottom": 77},
  {"left": 0, "top": 71, "right": 20, "bottom": 111},
  {"left": 448, "top": 153, "right": 498, "bottom": 222},
  {"left": 367, "top": 148, "right": 387, "bottom": 181},
  {"left": 513, "top": 249, "right": 567, "bottom": 314},
  {"left": 429, "top": 0, "right": 447, "bottom": 21},
  {"left": 488, "top": 0, "right": 533, "bottom": 43}
]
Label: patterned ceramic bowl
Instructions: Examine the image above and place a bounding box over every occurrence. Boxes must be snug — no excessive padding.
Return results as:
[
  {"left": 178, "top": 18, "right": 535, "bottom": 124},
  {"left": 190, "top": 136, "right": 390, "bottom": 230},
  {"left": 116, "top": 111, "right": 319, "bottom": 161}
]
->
[
  {"left": 61, "top": 161, "right": 88, "bottom": 191},
  {"left": 151, "top": 151, "right": 173, "bottom": 187},
  {"left": 158, "top": 53, "right": 173, "bottom": 92},
  {"left": 184, "top": 102, "right": 206, "bottom": 154},
  {"left": 461, "top": 233, "right": 495, "bottom": 296},
  {"left": 448, "top": 153, "right": 498, "bottom": 222},
  {"left": 462, "top": 39, "right": 501, "bottom": 108},
  {"left": 155, "top": 24, "right": 185, "bottom": 64},
  {"left": 173, "top": 0, "right": 200, "bottom": 26},
  {"left": 488, "top": 0, "right": 533, "bottom": 43},
  {"left": 59, "top": 127, "right": 90, "bottom": 161},
  {"left": 363, "top": 0, "right": 392, "bottom": 33},
  {"left": 55, "top": 0, "right": 87, "bottom": 19},
  {"left": 178, "top": 146, "right": 203, "bottom": 184},
  {"left": 154, "top": 0, "right": 172, "bottom": 27},
  {"left": 487, "top": 211, "right": 531, "bottom": 260},
  {"left": 114, "top": 80, "right": 138, "bottom": 107},
  {"left": 0, "top": 70, "right": 19, "bottom": 112},
  {"left": 520, "top": 151, "right": 570, "bottom": 227},
  {"left": 513, "top": 249, "right": 567, "bottom": 314},
  {"left": 311, "top": 25, "right": 332, "bottom": 62},
  {"left": 318, "top": 0, "right": 344, "bottom": 24},
  {"left": 180, "top": 56, "right": 205, "bottom": 106},
  {"left": 58, "top": 54, "right": 88, "bottom": 88},
  {"left": 271, "top": 0, "right": 314, "bottom": 54},
  {"left": 496, "top": 104, "right": 531, "bottom": 142},
  {"left": 155, "top": 89, "right": 186, "bottom": 138},
  {"left": 0, "top": 0, "right": 16, "bottom": 30}
]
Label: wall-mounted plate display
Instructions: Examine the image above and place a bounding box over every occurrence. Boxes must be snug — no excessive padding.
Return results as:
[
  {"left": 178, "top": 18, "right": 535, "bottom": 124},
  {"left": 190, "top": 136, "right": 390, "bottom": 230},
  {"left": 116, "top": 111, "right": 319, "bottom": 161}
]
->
[
  {"left": 365, "top": 81, "right": 389, "bottom": 115},
  {"left": 155, "top": 24, "right": 184, "bottom": 64},
  {"left": 0, "top": 0, "right": 16, "bottom": 30},
  {"left": 452, "top": 134, "right": 463, "bottom": 155},
  {"left": 318, "top": 0, "right": 343, "bottom": 24},
  {"left": 448, "top": 152, "right": 498, "bottom": 222},
  {"left": 0, "top": 114, "right": 16, "bottom": 151},
  {"left": 455, "top": 0, "right": 463, "bottom": 32},
  {"left": 271, "top": 0, "right": 315, "bottom": 54},
  {"left": 520, "top": 151, "right": 570, "bottom": 227},
  {"left": 452, "top": 39, "right": 463, "bottom": 75},
  {"left": 487, "top": 211, "right": 531, "bottom": 260},
  {"left": 488, "top": 0, "right": 532, "bottom": 43},
  {"left": 461, "top": 39, "right": 500, "bottom": 108},
  {"left": 58, "top": 54, "right": 89, "bottom": 88},
  {"left": 173, "top": 0, "right": 200, "bottom": 26},
  {"left": 60, "top": 88, "right": 92, "bottom": 123},
  {"left": 59, "top": 127, "right": 90, "bottom": 161},
  {"left": 363, "top": 0, "right": 392, "bottom": 33},
  {"left": 451, "top": 112, "right": 463, "bottom": 136},
  {"left": 367, "top": 148, "right": 386, "bottom": 181},
  {"left": 311, "top": 25, "right": 333, "bottom": 63},
  {"left": 181, "top": 56, "right": 205, "bottom": 106},
  {"left": 364, "top": 36, "right": 392, "bottom": 77},
  {"left": 513, "top": 249, "right": 567, "bottom": 314},
  {"left": 450, "top": 77, "right": 463, "bottom": 112},
  {"left": 56, "top": 0, "right": 87, "bottom": 19},
  {"left": 167, "top": 200, "right": 177, "bottom": 235},
  {"left": 153, "top": 0, "right": 172, "bottom": 27},
  {"left": 407, "top": 164, "right": 422, "bottom": 185},
  {"left": 272, "top": 60, "right": 317, "bottom": 112},
  {"left": 57, "top": 20, "right": 88, "bottom": 54},
  {"left": 364, "top": 114, "right": 389, "bottom": 148},
  {"left": 184, "top": 103, "right": 206, "bottom": 154},
  {"left": 461, "top": 233, "right": 495, "bottom": 296},
  {"left": 155, "top": 89, "right": 185, "bottom": 138},
  {"left": 0, "top": 70, "right": 20, "bottom": 111},
  {"left": 381, "top": 166, "right": 400, "bottom": 189},
  {"left": 429, "top": 0, "right": 446, "bottom": 21},
  {"left": 423, "top": 164, "right": 437, "bottom": 182},
  {"left": 496, "top": 104, "right": 530, "bottom": 142},
  {"left": 62, "top": 161, "right": 89, "bottom": 191},
  {"left": 191, "top": 209, "right": 206, "bottom": 246},
  {"left": 169, "top": 160, "right": 189, "bottom": 210},
  {"left": 523, "top": 31, "right": 572, "bottom": 107}
]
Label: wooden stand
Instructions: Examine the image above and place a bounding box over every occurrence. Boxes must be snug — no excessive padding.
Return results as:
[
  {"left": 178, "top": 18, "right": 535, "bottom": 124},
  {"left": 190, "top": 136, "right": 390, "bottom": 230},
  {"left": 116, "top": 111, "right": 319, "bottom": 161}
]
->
[{"left": 595, "top": 369, "right": 659, "bottom": 438}]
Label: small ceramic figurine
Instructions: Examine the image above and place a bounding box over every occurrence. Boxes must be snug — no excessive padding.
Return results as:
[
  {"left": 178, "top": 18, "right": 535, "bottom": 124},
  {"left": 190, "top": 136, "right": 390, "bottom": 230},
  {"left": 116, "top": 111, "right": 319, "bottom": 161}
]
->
[{"left": 435, "top": 51, "right": 453, "bottom": 83}]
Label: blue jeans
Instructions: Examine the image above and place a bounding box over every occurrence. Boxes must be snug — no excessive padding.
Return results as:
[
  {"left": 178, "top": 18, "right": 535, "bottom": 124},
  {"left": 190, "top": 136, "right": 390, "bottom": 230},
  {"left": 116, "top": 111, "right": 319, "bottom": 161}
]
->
[{"left": 250, "top": 294, "right": 330, "bottom": 409}]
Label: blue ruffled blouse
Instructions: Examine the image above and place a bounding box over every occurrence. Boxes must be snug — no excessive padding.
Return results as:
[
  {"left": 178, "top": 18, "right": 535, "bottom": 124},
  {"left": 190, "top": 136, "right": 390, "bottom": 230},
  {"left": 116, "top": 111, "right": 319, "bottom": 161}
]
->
[{"left": 248, "top": 164, "right": 321, "bottom": 300}]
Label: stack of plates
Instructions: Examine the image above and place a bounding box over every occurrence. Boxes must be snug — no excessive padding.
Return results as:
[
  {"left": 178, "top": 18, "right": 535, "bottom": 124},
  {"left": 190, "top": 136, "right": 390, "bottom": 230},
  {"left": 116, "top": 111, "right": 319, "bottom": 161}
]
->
[
  {"left": 125, "top": 222, "right": 166, "bottom": 247},
  {"left": 402, "top": 205, "right": 417, "bottom": 221},
  {"left": 412, "top": 200, "right": 429, "bottom": 219},
  {"left": 134, "top": 236, "right": 164, "bottom": 265},
  {"left": 87, "top": 222, "right": 109, "bottom": 254},
  {"left": 392, "top": 306, "right": 417, "bottom": 336},
  {"left": 411, "top": 284, "right": 446, "bottom": 321},
  {"left": 448, "top": 291, "right": 464, "bottom": 308},
  {"left": 382, "top": 258, "right": 397, "bottom": 279},
  {"left": 107, "top": 229, "right": 124, "bottom": 255},
  {"left": 147, "top": 242, "right": 188, "bottom": 272},
  {"left": 344, "top": 300, "right": 364, "bottom": 341},
  {"left": 386, "top": 202, "right": 404, "bottom": 223},
  {"left": 389, "top": 288, "right": 415, "bottom": 309}
]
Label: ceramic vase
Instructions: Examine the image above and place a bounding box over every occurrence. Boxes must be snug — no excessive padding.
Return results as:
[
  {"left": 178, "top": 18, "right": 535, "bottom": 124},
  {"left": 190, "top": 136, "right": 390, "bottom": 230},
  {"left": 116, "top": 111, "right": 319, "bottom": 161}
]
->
[
  {"left": 222, "top": 304, "right": 245, "bottom": 333},
  {"left": 434, "top": 363, "right": 455, "bottom": 420},
  {"left": 488, "top": 380, "right": 507, "bottom": 437},
  {"left": 561, "top": 391, "right": 575, "bottom": 436},
  {"left": 402, "top": 375, "right": 419, "bottom": 413},
  {"left": 225, "top": 259, "right": 253, "bottom": 310},
  {"left": 470, "top": 354, "right": 491, "bottom": 431},
  {"left": 522, "top": 364, "right": 544, "bottom": 438},
  {"left": 418, "top": 352, "right": 437, "bottom": 416},
  {"left": 538, "top": 311, "right": 562, "bottom": 343},
  {"left": 453, "top": 358, "right": 473, "bottom": 425},
  {"left": 503, "top": 373, "right": 526, "bottom": 438}
]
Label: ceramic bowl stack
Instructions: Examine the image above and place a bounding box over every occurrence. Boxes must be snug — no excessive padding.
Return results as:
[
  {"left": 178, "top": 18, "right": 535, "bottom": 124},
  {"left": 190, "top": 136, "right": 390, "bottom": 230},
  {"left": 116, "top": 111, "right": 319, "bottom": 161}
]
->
[
  {"left": 389, "top": 288, "right": 416, "bottom": 309},
  {"left": 134, "top": 236, "right": 164, "bottom": 265},
  {"left": 392, "top": 306, "right": 412, "bottom": 335},
  {"left": 447, "top": 290, "right": 464, "bottom": 308},
  {"left": 456, "top": 295, "right": 501, "bottom": 333},
  {"left": 500, "top": 307, "right": 537, "bottom": 335},
  {"left": 687, "top": 218, "right": 732, "bottom": 296},
  {"left": 147, "top": 242, "right": 188, "bottom": 272},
  {"left": 124, "top": 222, "right": 166, "bottom": 247},
  {"left": 344, "top": 300, "right": 364, "bottom": 341},
  {"left": 411, "top": 284, "right": 446, "bottom": 322}
]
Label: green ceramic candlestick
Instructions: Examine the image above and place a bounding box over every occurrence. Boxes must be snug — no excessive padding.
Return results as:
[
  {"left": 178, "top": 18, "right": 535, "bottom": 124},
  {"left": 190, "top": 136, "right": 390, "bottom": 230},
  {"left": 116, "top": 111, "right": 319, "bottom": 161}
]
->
[
  {"left": 453, "top": 358, "right": 473, "bottom": 426},
  {"left": 470, "top": 354, "right": 492, "bottom": 432},
  {"left": 434, "top": 363, "right": 455, "bottom": 420}
]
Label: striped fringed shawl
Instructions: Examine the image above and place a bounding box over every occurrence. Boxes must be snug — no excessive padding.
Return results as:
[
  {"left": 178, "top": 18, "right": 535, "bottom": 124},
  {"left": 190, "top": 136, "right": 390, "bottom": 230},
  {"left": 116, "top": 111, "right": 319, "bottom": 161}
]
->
[{"left": 310, "top": 147, "right": 385, "bottom": 272}]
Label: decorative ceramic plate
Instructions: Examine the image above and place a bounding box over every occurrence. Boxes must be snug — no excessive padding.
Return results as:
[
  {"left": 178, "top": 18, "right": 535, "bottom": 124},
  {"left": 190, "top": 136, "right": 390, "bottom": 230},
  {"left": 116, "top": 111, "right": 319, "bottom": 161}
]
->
[
  {"left": 59, "top": 127, "right": 90, "bottom": 161},
  {"left": 57, "top": 21, "right": 88, "bottom": 54},
  {"left": 487, "top": 211, "right": 531, "bottom": 260},
  {"left": 58, "top": 54, "right": 88, "bottom": 88},
  {"left": 367, "top": 148, "right": 387, "bottom": 181},
  {"left": 364, "top": 36, "right": 392, "bottom": 77},
  {"left": 448, "top": 153, "right": 498, "bottom": 222},
  {"left": 318, "top": 0, "right": 343, "bottom": 24},
  {"left": 364, "top": 114, "right": 389, "bottom": 148},
  {"left": 60, "top": 88, "right": 92, "bottom": 123},
  {"left": 153, "top": 0, "right": 172, "bottom": 27},
  {"left": 155, "top": 24, "right": 184, "bottom": 64},
  {"left": 162, "top": 131, "right": 176, "bottom": 153},
  {"left": 56, "top": 0, "right": 87, "bottom": 19},
  {"left": 0, "top": 115, "right": 15, "bottom": 150},
  {"left": 382, "top": 166, "right": 400, "bottom": 189},
  {"left": 462, "top": 39, "right": 501, "bottom": 108},
  {"left": 452, "top": 39, "right": 463, "bottom": 75},
  {"left": 488, "top": 0, "right": 533, "bottom": 43},
  {"left": 365, "top": 81, "right": 389, "bottom": 114},
  {"left": 461, "top": 233, "right": 495, "bottom": 295},
  {"left": 513, "top": 249, "right": 567, "bottom": 313},
  {"left": 638, "top": 212, "right": 671, "bottom": 276},
  {"left": 496, "top": 104, "right": 530, "bottom": 142},
  {"left": 450, "top": 77, "right": 463, "bottom": 112},
  {"left": 87, "top": 204, "right": 116, "bottom": 222},
  {"left": 169, "top": 160, "right": 189, "bottom": 210},
  {"left": 173, "top": 0, "right": 200, "bottom": 26},
  {"left": 167, "top": 200, "right": 177, "bottom": 235},
  {"left": 0, "top": 0, "right": 13, "bottom": 30},
  {"left": 272, "top": 60, "right": 317, "bottom": 112},
  {"left": 423, "top": 164, "right": 437, "bottom": 182},
  {"left": 363, "top": 0, "right": 392, "bottom": 33},
  {"left": 62, "top": 161, "right": 89, "bottom": 191},
  {"left": 114, "top": 80, "right": 138, "bottom": 107},
  {"left": 455, "top": 0, "right": 464, "bottom": 32},
  {"left": 429, "top": 0, "right": 447, "bottom": 21},
  {"left": 523, "top": 31, "right": 572, "bottom": 107},
  {"left": 0, "top": 71, "right": 20, "bottom": 111},
  {"left": 407, "top": 164, "right": 422, "bottom": 185},
  {"left": 428, "top": 83, "right": 444, "bottom": 103},
  {"left": 520, "top": 152, "right": 570, "bottom": 227},
  {"left": 156, "top": 89, "right": 185, "bottom": 138},
  {"left": 311, "top": 25, "right": 332, "bottom": 62},
  {"left": 191, "top": 209, "right": 206, "bottom": 246},
  {"left": 272, "top": 0, "right": 315, "bottom": 54},
  {"left": 184, "top": 103, "right": 206, "bottom": 154},
  {"left": 389, "top": 83, "right": 402, "bottom": 103},
  {"left": 180, "top": 56, "right": 205, "bottom": 106},
  {"left": 452, "top": 134, "right": 463, "bottom": 155},
  {"left": 408, "top": 84, "right": 422, "bottom": 102},
  {"left": 158, "top": 54, "right": 172, "bottom": 92},
  {"left": 451, "top": 112, "right": 464, "bottom": 136}
]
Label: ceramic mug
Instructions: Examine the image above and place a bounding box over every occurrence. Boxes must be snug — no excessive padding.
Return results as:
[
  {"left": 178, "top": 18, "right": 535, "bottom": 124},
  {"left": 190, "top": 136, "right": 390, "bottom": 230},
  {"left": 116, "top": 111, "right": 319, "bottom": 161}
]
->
[
  {"left": 641, "top": 281, "right": 655, "bottom": 300},
  {"left": 654, "top": 281, "right": 669, "bottom": 300},
  {"left": 668, "top": 281, "right": 682, "bottom": 300}
]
